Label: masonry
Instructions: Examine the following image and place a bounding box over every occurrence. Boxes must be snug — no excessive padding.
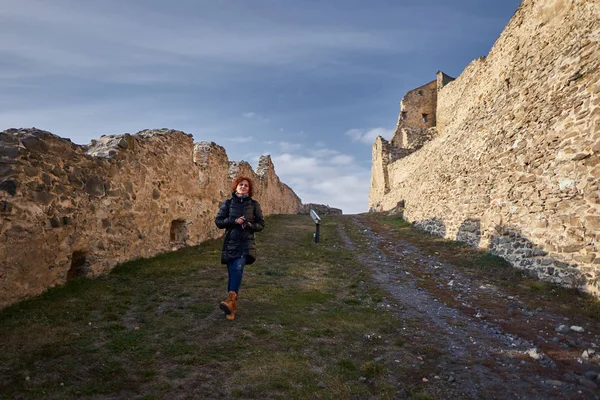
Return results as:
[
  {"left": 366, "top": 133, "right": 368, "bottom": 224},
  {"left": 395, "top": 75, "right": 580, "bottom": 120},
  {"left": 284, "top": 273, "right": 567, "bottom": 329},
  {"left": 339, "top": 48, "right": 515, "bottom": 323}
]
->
[
  {"left": 0, "top": 128, "right": 302, "bottom": 308},
  {"left": 370, "top": 0, "right": 600, "bottom": 296}
]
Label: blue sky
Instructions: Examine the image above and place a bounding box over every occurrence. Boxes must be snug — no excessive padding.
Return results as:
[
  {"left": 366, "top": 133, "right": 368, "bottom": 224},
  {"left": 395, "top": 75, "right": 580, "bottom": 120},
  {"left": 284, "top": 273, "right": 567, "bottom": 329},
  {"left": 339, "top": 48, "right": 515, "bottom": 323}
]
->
[{"left": 0, "top": 0, "right": 521, "bottom": 213}]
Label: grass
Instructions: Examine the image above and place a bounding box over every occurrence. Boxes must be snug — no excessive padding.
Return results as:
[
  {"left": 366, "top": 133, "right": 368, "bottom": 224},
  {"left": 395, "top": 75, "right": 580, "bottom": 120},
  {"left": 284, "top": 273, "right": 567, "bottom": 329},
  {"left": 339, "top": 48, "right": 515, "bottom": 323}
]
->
[
  {"left": 0, "top": 215, "right": 412, "bottom": 399},
  {"left": 2, "top": 213, "right": 598, "bottom": 399}
]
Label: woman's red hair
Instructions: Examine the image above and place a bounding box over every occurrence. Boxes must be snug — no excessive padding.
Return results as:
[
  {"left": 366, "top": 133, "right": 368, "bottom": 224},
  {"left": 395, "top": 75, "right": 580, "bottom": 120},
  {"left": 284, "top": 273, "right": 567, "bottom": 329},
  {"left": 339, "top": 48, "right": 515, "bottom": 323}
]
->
[{"left": 231, "top": 176, "right": 254, "bottom": 196}]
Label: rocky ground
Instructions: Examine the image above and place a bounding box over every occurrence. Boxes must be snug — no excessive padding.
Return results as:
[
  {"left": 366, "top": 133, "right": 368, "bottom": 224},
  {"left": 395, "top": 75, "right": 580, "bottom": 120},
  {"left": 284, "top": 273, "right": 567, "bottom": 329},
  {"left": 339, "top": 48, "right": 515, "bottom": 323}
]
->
[{"left": 337, "top": 215, "right": 600, "bottom": 400}]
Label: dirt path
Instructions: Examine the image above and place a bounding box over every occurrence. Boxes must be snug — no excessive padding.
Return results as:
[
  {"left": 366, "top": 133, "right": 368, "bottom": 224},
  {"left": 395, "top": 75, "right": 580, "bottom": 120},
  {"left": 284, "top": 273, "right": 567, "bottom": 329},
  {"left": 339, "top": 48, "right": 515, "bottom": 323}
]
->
[{"left": 338, "top": 215, "right": 600, "bottom": 400}]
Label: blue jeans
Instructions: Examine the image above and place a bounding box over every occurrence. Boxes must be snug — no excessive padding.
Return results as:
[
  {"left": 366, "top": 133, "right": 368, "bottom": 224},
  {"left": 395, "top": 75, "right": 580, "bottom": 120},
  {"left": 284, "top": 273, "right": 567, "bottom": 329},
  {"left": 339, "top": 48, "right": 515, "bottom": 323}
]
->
[{"left": 227, "top": 256, "right": 246, "bottom": 294}]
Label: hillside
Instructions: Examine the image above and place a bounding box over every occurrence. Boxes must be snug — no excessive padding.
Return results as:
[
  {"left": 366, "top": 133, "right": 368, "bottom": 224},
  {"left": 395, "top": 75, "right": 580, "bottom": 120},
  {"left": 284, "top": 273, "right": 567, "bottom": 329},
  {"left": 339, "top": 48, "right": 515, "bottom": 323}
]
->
[{"left": 1, "top": 214, "right": 599, "bottom": 399}]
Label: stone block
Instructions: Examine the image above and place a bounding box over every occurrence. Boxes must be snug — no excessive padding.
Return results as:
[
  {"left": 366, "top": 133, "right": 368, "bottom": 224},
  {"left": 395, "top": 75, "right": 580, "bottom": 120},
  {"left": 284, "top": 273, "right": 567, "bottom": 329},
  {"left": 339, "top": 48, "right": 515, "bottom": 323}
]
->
[
  {"left": 584, "top": 216, "right": 600, "bottom": 230},
  {"left": 0, "top": 200, "right": 12, "bottom": 214},
  {"left": 84, "top": 175, "right": 105, "bottom": 197},
  {"left": 574, "top": 253, "right": 596, "bottom": 264},
  {"left": 0, "top": 180, "right": 17, "bottom": 196},
  {"left": 21, "top": 136, "right": 49, "bottom": 153},
  {"left": 32, "top": 191, "right": 55, "bottom": 205}
]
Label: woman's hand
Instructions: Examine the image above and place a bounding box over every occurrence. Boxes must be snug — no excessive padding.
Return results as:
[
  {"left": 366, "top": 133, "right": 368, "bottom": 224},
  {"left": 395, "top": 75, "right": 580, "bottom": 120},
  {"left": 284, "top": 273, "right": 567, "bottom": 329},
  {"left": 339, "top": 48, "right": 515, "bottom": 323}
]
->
[{"left": 235, "top": 216, "right": 246, "bottom": 225}]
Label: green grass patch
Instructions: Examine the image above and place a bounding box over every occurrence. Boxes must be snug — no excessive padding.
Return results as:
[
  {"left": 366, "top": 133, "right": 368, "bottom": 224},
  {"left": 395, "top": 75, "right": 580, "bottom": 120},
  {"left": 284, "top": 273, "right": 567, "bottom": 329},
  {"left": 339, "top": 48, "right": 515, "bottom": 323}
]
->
[{"left": 0, "top": 215, "right": 406, "bottom": 399}]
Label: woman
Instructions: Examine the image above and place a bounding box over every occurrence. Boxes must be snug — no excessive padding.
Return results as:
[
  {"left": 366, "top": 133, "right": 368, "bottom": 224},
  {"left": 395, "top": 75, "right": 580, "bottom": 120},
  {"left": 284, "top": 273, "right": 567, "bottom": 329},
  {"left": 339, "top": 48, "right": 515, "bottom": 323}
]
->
[{"left": 215, "top": 176, "right": 265, "bottom": 320}]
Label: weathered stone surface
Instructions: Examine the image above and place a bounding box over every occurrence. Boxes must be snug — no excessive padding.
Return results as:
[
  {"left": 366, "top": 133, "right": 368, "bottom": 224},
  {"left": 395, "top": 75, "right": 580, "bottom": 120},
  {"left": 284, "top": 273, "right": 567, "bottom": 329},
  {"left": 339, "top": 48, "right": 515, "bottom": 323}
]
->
[
  {"left": 0, "top": 180, "right": 17, "bottom": 196},
  {"left": 84, "top": 175, "right": 105, "bottom": 197},
  {"left": 370, "top": 0, "right": 600, "bottom": 297},
  {"left": 0, "top": 128, "right": 303, "bottom": 308},
  {"left": 298, "top": 203, "right": 343, "bottom": 215}
]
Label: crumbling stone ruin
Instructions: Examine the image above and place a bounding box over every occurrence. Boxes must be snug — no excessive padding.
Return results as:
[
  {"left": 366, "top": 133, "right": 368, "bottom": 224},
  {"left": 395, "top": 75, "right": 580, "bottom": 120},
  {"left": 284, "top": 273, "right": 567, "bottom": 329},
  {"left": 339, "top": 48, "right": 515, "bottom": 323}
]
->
[
  {"left": 389, "top": 71, "right": 455, "bottom": 160},
  {"left": 370, "top": 0, "right": 600, "bottom": 296},
  {"left": 0, "top": 128, "right": 302, "bottom": 308},
  {"left": 298, "top": 203, "right": 343, "bottom": 216}
]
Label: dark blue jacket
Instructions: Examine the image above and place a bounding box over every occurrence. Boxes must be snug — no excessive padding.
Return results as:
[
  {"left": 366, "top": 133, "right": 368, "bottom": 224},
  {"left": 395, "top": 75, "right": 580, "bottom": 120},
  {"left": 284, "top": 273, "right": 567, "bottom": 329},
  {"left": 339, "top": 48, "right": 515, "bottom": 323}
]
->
[{"left": 215, "top": 193, "right": 265, "bottom": 264}]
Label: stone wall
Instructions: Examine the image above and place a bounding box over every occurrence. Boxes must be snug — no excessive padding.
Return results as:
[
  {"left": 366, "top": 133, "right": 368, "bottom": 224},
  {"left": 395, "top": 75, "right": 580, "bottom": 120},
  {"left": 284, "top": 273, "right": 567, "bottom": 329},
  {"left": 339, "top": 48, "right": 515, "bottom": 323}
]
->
[
  {"left": 370, "top": 0, "right": 600, "bottom": 296},
  {"left": 395, "top": 79, "right": 438, "bottom": 130},
  {"left": 0, "top": 128, "right": 302, "bottom": 308},
  {"left": 298, "top": 203, "right": 343, "bottom": 216}
]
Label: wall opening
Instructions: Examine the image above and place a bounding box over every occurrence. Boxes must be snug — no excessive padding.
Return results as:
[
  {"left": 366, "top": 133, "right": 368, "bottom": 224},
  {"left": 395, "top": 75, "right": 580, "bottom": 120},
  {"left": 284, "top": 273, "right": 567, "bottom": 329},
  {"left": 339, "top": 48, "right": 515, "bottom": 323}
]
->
[
  {"left": 67, "top": 251, "right": 89, "bottom": 281},
  {"left": 417, "top": 90, "right": 423, "bottom": 96},
  {"left": 400, "top": 111, "right": 407, "bottom": 120},
  {"left": 421, "top": 113, "right": 428, "bottom": 123},
  {"left": 170, "top": 219, "right": 188, "bottom": 243}
]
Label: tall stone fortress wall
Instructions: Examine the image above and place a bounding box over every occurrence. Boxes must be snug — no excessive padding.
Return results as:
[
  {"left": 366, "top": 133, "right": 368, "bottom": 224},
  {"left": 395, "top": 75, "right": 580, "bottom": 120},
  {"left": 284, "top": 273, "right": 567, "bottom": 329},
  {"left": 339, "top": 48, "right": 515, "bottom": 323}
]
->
[
  {"left": 370, "top": 0, "right": 600, "bottom": 296},
  {"left": 0, "top": 128, "right": 302, "bottom": 308}
]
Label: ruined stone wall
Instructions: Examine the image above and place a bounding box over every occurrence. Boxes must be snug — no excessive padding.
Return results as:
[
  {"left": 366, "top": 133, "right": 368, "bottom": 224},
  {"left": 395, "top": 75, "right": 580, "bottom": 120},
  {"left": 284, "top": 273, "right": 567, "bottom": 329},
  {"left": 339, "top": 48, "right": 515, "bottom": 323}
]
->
[
  {"left": 396, "top": 79, "right": 438, "bottom": 130},
  {"left": 390, "top": 126, "right": 437, "bottom": 155},
  {"left": 436, "top": 71, "right": 455, "bottom": 91},
  {"left": 370, "top": 0, "right": 600, "bottom": 296},
  {"left": 0, "top": 128, "right": 302, "bottom": 308},
  {"left": 369, "top": 136, "right": 392, "bottom": 209}
]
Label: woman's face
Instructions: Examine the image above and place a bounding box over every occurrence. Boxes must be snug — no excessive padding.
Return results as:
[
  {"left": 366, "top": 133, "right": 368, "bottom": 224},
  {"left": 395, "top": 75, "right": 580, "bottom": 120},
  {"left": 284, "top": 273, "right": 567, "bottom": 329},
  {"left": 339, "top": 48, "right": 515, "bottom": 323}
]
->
[{"left": 236, "top": 180, "right": 250, "bottom": 195}]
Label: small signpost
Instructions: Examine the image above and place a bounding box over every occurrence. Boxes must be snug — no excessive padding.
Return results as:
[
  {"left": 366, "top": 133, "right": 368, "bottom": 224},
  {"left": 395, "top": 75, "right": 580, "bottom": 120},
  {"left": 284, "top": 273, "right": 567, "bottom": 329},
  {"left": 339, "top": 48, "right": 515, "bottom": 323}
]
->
[{"left": 310, "top": 209, "right": 321, "bottom": 243}]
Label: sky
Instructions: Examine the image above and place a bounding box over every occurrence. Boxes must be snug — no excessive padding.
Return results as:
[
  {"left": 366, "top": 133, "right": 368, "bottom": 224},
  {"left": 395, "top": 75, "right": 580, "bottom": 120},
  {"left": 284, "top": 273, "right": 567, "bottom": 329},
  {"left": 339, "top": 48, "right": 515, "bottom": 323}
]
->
[{"left": 0, "top": 0, "right": 522, "bottom": 214}]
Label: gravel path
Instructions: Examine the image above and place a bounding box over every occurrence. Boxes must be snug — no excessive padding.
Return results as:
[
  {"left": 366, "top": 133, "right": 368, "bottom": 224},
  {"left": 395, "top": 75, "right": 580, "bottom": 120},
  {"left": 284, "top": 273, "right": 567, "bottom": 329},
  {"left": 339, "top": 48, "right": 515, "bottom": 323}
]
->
[{"left": 338, "top": 215, "right": 600, "bottom": 400}]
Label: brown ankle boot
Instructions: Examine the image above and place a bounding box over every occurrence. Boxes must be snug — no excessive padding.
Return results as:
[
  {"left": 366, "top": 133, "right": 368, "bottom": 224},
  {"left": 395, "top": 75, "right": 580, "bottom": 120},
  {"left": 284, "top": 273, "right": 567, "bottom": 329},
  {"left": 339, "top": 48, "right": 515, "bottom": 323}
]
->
[{"left": 219, "top": 291, "right": 237, "bottom": 320}]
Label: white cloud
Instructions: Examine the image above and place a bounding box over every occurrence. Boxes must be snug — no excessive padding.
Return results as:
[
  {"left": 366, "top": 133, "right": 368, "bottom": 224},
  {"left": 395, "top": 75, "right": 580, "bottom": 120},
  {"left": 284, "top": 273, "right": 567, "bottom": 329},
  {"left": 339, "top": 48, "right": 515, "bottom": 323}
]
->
[
  {"left": 311, "top": 148, "right": 340, "bottom": 158},
  {"left": 271, "top": 148, "right": 370, "bottom": 214},
  {"left": 345, "top": 127, "right": 394, "bottom": 145},
  {"left": 242, "top": 112, "right": 256, "bottom": 118},
  {"left": 278, "top": 142, "right": 303, "bottom": 153},
  {"left": 345, "top": 128, "right": 363, "bottom": 141},
  {"left": 272, "top": 153, "right": 319, "bottom": 174},
  {"left": 330, "top": 154, "right": 354, "bottom": 165}
]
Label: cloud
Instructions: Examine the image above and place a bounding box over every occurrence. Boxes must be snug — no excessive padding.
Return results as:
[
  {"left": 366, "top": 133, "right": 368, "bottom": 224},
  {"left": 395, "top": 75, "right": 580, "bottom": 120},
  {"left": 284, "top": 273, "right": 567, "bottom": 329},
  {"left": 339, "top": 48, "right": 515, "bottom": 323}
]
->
[
  {"left": 271, "top": 148, "right": 370, "bottom": 214},
  {"left": 227, "top": 136, "right": 254, "bottom": 143},
  {"left": 330, "top": 154, "right": 354, "bottom": 165},
  {"left": 0, "top": 0, "right": 427, "bottom": 87},
  {"left": 345, "top": 127, "right": 394, "bottom": 145},
  {"left": 278, "top": 142, "right": 303, "bottom": 153},
  {"left": 311, "top": 148, "right": 340, "bottom": 158},
  {"left": 242, "top": 112, "right": 270, "bottom": 123},
  {"left": 272, "top": 153, "right": 319, "bottom": 174}
]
